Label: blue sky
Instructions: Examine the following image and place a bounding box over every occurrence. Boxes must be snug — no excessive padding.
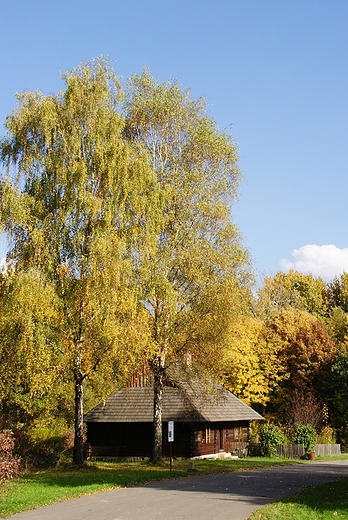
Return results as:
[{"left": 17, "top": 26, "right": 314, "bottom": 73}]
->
[{"left": 1, "top": 0, "right": 348, "bottom": 282}]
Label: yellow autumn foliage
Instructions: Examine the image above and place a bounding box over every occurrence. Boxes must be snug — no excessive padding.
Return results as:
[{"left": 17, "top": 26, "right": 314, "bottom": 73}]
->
[{"left": 222, "top": 315, "right": 283, "bottom": 406}]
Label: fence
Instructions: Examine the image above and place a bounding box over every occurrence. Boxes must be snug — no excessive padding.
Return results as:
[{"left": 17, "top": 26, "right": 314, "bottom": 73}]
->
[
  {"left": 276, "top": 443, "right": 305, "bottom": 459},
  {"left": 315, "top": 444, "right": 341, "bottom": 456},
  {"left": 248, "top": 443, "right": 341, "bottom": 459},
  {"left": 276, "top": 443, "right": 341, "bottom": 458}
]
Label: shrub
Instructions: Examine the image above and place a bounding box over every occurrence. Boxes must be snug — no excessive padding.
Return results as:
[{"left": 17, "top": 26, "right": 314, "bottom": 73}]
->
[
  {"left": 293, "top": 424, "right": 317, "bottom": 453},
  {"left": 259, "top": 424, "right": 287, "bottom": 457},
  {"left": 248, "top": 421, "right": 262, "bottom": 444},
  {"left": 317, "top": 425, "right": 336, "bottom": 444},
  {"left": 0, "top": 430, "right": 21, "bottom": 483},
  {"left": 16, "top": 418, "right": 73, "bottom": 468},
  {"left": 286, "top": 390, "right": 323, "bottom": 430}
]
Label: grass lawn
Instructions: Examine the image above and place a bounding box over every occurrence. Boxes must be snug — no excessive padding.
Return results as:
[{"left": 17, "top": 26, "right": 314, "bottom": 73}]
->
[
  {"left": 0, "top": 456, "right": 303, "bottom": 518},
  {"left": 250, "top": 456, "right": 348, "bottom": 520}
]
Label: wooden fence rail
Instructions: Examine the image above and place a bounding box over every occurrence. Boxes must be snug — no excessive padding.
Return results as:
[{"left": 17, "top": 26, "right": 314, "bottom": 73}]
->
[
  {"left": 315, "top": 444, "right": 341, "bottom": 456},
  {"left": 276, "top": 443, "right": 341, "bottom": 458},
  {"left": 248, "top": 443, "right": 341, "bottom": 459},
  {"left": 276, "top": 443, "right": 305, "bottom": 459}
]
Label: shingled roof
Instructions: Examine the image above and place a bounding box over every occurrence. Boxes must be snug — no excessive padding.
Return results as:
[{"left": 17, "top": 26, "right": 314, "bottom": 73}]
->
[{"left": 84, "top": 383, "right": 263, "bottom": 423}]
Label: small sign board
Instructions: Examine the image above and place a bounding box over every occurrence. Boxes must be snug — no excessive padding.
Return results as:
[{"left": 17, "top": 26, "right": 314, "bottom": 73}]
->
[{"left": 168, "top": 420, "right": 174, "bottom": 442}]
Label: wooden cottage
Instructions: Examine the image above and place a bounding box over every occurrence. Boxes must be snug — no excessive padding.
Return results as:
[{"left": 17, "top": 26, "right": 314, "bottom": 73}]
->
[{"left": 84, "top": 369, "right": 263, "bottom": 459}]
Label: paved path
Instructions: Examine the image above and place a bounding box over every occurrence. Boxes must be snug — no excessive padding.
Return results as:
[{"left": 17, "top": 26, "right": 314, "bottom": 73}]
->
[{"left": 5, "top": 460, "right": 348, "bottom": 520}]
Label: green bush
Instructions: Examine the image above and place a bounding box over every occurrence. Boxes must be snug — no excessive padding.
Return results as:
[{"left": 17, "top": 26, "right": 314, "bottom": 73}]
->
[
  {"left": 16, "top": 418, "right": 73, "bottom": 468},
  {"left": 259, "top": 424, "right": 287, "bottom": 457},
  {"left": 293, "top": 424, "right": 317, "bottom": 453}
]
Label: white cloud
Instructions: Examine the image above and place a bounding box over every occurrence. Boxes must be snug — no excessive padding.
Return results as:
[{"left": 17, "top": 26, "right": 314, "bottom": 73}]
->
[{"left": 280, "top": 244, "right": 348, "bottom": 282}]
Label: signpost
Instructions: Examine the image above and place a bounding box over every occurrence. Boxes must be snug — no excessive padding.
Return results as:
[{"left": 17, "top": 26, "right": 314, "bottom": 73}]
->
[{"left": 168, "top": 421, "right": 174, "bottom": 471}]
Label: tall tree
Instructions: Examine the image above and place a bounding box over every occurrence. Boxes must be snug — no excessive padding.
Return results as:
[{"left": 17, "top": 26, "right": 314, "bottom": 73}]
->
[
  {"left": 0, "top": 268, "right": 62, "bottom": 429},
  {"left": 327, "top": 346, "right": 348, "bottom": 446},
  {"left": 221, "top": 315, "right": 282, "bottom": 409},
  {"left": 0, "top": 58, "right": 158, "bottom": 464},
  {"left": 326, "top": 273, "right": 348, "bottom": 313},
  {"left": 257, "top": 270, "right": 327, "bottom": 319},
  {"left": 124, "top": 70, "right": 251, "bottom": 462},
  {"left": 325, "top": 306, "right": 348, "bottom": 343},
  {"left": 265, "top": 309, "right": 337, "bottom": 422}
]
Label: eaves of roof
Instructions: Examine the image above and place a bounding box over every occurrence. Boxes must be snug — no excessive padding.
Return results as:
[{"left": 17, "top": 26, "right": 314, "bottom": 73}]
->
[{"left": 84, "top": 386, "right": 263, "bottom": 423}]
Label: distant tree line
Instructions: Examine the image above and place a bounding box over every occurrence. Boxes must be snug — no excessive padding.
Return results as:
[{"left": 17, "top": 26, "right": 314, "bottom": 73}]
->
[{"left": 221, "top": 269, "right": 348, "bottom": 449}]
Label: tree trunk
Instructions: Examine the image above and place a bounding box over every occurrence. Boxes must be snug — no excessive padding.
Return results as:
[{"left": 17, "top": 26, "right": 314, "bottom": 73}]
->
[
  {"left": 73, "top": 370, "right": 84, "bottom": 465},
  {"left": 151, "top": 359, "right": 164, "bottom": 463}
]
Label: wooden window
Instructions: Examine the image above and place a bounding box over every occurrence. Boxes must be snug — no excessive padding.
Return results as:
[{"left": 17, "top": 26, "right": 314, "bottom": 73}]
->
[{"left": 205, "top": 429, "right": 212, "bottom": 444}]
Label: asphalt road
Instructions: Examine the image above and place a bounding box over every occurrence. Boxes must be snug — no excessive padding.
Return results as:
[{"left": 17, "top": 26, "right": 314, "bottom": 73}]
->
[{"left": 5, "top": 460, "right": 348, "bottom": 520}]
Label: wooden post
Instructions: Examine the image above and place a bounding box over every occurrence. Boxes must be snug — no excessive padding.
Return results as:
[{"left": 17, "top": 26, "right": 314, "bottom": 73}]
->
[{"left": 168, "top": 420, "right": 174, "bottom": 471}]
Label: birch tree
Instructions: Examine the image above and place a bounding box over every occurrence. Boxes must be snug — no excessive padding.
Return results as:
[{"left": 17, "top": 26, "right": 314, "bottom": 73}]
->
[
  {"left": 0, "top": 59, "right": 158, "bottom": 464},
  {"left": 0, "top": 268, "right": 62, "bottom": 429},
  {"left": 124, "top": 70, "right": 251, "bottom": 462}
]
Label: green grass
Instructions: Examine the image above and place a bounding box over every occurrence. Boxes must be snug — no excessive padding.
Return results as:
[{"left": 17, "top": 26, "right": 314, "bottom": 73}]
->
[
  {"left": 0, "top": 457, "right": 301, "bottom": 518},
  {"left": 250, "top": 458, "right": 348, "bottom": 519}
]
